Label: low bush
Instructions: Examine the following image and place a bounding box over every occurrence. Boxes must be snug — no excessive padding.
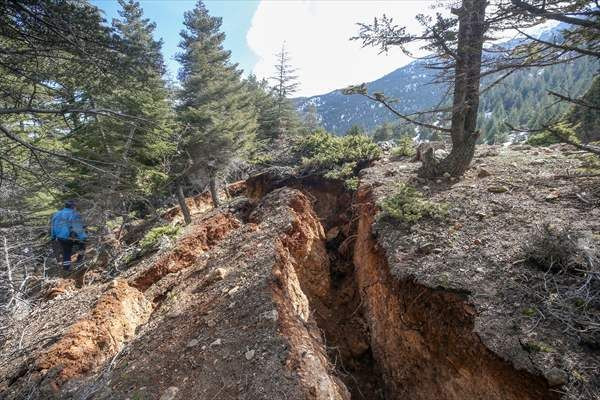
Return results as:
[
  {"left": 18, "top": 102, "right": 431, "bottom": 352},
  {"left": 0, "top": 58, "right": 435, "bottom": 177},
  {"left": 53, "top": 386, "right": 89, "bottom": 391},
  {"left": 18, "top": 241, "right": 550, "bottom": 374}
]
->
[
  {"left": 527, "top": 122, "right": 580, "bottom": 147},
  {"left": 391, "top": 136, "right": 416, "bottom": 158},
  {"left": 526, "top": 131, "right": 562, "bottom": 147},
  {"left": 378, "top": 183, "right": 447, "bottom": 224},
  {"left": 295, "top": 130, "right": 381, "bottom": 189},
  {"left": 249, "top": 154, "right": 274, "bottom": 167},
  {"left": 139, "top": 224, "right": 180, "bottom": 250}
]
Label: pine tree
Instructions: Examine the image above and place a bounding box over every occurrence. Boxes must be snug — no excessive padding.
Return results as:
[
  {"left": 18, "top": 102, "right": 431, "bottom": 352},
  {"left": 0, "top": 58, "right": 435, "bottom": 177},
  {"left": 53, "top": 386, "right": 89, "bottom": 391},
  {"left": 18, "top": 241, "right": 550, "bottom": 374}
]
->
[
  {"left": 245, "top": 74, "right": 277, "bottom": 152},
  {"left": 301, "top": 104, "right": 321, "bottom": 134},
  {"left": 346, "top": 125, "right": 365, "bottom": 136},
  {"left": 176, "top": 1, "right": 257, "bottom": 209},
  {"left": 373, "top": 123, "right": 393, "bottom": 142},
  {"left": 68, "top": 0, "right": 175, "bottom": 219},
  {"left": 569, "top": 76, "right": 600, "bottom": 143},
  {"left": 261, "top": 44, "right": 301, "bottom": 141}
]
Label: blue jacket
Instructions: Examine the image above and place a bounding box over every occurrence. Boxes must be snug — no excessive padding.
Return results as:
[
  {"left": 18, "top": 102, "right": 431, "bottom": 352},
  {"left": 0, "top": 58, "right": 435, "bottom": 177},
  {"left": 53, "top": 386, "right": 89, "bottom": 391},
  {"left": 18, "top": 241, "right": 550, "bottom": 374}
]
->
[{"left": 51, "top": 208, "right": 88, "bottom": 241}]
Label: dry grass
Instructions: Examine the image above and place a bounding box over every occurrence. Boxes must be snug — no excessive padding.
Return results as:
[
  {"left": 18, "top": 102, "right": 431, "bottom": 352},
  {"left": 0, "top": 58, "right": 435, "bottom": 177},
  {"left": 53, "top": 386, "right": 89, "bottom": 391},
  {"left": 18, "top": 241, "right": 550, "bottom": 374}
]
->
[
  {"left": 522, "top": 223, "right": 598, "bottom": 274},
  {"left": 521, "top": 223, "right": 599, "bottom": 354}
]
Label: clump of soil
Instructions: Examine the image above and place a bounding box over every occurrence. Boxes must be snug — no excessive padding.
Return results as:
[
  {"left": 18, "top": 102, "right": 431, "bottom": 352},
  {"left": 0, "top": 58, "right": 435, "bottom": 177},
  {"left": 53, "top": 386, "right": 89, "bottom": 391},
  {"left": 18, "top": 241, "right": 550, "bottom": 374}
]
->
[{"left": 36, "top": 279, "right": 151, "bottom": 386}]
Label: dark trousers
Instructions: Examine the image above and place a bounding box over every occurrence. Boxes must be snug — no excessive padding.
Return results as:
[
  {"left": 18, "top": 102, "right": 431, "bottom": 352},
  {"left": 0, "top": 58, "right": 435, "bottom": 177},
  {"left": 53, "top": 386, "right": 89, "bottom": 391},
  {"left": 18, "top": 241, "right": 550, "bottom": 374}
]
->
[{"left": 57, "top": 239, "right": 85, "bottom": 270}]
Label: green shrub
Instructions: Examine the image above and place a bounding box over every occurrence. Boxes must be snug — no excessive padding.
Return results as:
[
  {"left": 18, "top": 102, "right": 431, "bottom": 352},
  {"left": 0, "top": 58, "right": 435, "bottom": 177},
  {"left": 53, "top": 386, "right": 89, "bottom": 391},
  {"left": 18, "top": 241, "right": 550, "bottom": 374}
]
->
[
  {"left": 577, "top": 153, "right": 600, "bottom": 173},
  {"left": 527, "top": 122, "right": 580, "bottom": 147},
  {"left": 391, "top": 136, "right": 416, "bottom": 158},
  {"left": 295, "top": 130, "right": 380, "bottom": 189},
  {"left": 139, "top": 224, "right": 180, "bottom": 250},
  {"left": 249, "top": 153, "right": 274, "bottom": 166},
  {"left": 526, "top": 131, "right": 561, "bottom": 146},
  {"left": 379, "top": 183, "right": 447, "bottom": 224}
]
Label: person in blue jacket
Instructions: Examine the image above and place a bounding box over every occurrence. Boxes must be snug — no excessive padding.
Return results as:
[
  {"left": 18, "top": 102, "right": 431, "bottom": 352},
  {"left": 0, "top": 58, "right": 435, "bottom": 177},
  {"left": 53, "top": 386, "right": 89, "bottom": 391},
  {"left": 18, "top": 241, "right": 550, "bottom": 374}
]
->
[{"left": 50, "top": 200, "right": 88, "bottom": 270}]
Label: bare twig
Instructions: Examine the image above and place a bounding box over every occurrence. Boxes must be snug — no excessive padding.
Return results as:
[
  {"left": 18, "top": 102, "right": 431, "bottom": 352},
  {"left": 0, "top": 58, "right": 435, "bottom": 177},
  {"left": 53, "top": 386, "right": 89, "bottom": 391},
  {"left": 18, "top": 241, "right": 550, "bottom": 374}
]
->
[{"left": 3, "top": 236, "right": 16, "bottom": 309}]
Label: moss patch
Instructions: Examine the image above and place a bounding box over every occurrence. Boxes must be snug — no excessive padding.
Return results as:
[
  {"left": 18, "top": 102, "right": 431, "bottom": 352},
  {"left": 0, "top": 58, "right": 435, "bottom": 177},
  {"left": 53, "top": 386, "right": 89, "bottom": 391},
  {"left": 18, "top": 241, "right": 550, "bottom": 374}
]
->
[
  {"left": 378, "top": 183, "right": 447, "bottom": 224},
  {"left": 139, "top": 224, "right": 180, "bottom": 250}
]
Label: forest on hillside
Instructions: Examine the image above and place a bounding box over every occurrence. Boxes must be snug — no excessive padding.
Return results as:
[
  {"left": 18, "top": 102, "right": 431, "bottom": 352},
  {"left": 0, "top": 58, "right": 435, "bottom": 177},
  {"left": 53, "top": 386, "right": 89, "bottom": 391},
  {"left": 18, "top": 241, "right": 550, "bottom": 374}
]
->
[{"left": 366, "top": 55, "right": 598, "bottom": 144}]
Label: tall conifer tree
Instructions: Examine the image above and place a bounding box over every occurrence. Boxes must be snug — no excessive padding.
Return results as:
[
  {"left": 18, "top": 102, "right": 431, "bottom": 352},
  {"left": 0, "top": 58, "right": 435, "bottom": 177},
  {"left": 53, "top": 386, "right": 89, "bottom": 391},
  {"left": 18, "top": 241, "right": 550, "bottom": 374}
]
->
[
  {"left": 261, "top": 44, "right": 301, "bottom": 141},
  {"left": 176, "top": 1, "right": 256, "bottom": 209},
  {"left": 69, "top": 0, "right": 174, "bottom": 219}
]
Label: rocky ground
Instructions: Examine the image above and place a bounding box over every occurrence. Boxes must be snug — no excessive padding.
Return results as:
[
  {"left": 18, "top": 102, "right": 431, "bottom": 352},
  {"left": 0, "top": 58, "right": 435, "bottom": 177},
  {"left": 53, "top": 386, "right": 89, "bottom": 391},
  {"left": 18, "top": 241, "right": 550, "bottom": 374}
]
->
[{"left": 0, "top": 144, "right": 598, "bottom": 399}]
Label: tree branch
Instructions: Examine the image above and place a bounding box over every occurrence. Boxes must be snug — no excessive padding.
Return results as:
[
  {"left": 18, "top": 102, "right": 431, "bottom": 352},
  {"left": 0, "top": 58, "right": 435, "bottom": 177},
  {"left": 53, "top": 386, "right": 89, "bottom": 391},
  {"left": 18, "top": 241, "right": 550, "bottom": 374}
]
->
[
  {"left": 362, "top": 93, "right": 451, "bottom": 133},
  {"left": 546, "top": 127, "right": 600, "bottom": 156},
  {"left": 547, "top": 90, "right": 600, "bottom": 111},
  {"left": 0, "top": 107, "right": 148, "bottom": 121},
  {"left": 507, "top": 123, "right": 600, "bottom": 156},
  {"left": 0, "top": 123, "right": 117, "bottom": 175},
  {"left": 511, "top": 0, "right": 600, "bottom": 30},
  {"left": 515, "top": 27, "right": 600, "bottom": 58}
]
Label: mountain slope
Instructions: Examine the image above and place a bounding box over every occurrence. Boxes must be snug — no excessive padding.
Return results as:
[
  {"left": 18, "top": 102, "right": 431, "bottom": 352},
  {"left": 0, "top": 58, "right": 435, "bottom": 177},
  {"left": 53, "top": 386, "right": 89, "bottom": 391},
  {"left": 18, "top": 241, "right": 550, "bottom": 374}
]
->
[
  {"left": 296, "top": 60, "right": 444, "bottom": 135},
  {"left": 296, "top": 25, "right": 597, "bottom": 137}
]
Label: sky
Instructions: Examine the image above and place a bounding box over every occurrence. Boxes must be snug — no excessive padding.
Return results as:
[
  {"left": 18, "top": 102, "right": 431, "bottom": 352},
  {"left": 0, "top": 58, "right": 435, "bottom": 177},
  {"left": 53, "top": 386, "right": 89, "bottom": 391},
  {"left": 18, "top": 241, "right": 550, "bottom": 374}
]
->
[{"left": 91, "top": 1, "right": 440, "bottom": 97}]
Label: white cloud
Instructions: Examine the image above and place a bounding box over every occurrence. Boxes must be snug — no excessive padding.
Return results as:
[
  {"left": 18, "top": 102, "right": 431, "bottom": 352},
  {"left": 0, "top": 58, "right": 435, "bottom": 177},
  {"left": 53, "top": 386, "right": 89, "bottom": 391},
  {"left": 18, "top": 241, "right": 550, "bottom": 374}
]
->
[{"left": 246, "top": 1, "right": 438, "bottom": 97}]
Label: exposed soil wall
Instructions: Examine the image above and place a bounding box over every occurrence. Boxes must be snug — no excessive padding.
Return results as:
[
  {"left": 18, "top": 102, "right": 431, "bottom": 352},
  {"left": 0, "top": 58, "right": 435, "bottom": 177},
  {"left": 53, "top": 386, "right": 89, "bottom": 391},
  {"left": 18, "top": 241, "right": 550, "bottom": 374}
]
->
[
  {"left": 131, "top": 212, "right": 240, "bottom": 291},
  {"left": 35, "top": 279, "right": 151, "bottom": 388},
  {"left": 266, "top": 179, "right": 559, "bottom": 400},
  {"left": 352, "top": 188, "right": 559, "bottom": 400},
  {"left": 9, "top": 212, "right": 243, "bottom": 398},
  {"left": 3, "top": 174, "right": 569, "bottom": 400},
  {"left": 269, "top": 189, "right": 349, "bottom": 399}
]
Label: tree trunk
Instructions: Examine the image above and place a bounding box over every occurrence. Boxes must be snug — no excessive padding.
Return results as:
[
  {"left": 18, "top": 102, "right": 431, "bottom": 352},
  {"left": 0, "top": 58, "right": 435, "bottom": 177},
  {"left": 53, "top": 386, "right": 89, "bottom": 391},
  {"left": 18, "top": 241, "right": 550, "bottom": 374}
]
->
[
  {"left": 419, "top": 0, "right": 487, "bottom": 177},
  {"left": 209, "top": 173, "right": 220, "bottom": 208},
  {"left": 176, "top": 181, "right": 192, "bottom": 225}
]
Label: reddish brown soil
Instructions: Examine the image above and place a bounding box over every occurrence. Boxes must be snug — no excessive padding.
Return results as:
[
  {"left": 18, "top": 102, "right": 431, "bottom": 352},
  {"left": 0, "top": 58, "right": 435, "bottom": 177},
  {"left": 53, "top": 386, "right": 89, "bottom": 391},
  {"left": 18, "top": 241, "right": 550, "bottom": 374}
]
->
[
  {"left": 35, "top": 279, "right": 151, "bottom": 387},
  {"left": 353, "top": 188, "right": 558, "bottom": 400},
  {"left": 130, "top": 212, "right": 240, "bottom": 291},
  {"left": 1, "top": 146, "right": 597, "bottom": 400}
]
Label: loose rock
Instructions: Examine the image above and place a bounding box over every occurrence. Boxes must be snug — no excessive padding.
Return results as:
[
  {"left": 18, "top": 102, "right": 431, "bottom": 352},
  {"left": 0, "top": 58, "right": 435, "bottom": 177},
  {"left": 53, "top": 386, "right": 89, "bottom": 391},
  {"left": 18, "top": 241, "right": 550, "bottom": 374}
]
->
[
  {"left": 488, "top": 185, "right": 508, "bottom": 193},
  {"left": 159, "top": 386, "right": 179, "bottom": 400},
  {"left": 205, "top": 268, "right": 227, "bottom": 285},
  {"left": 477, "top": 168, "right": 491, "bottom": 178},
  {"left": 544, "top": 368, "right": 568, "bottom": 387},
  {"left": 545, "top": 191, "right": 560, "bottom": 201},
  {"left": 245, "top": 349, "right": 255, "bottom": 360},
  {"left": 227, "top": 286, "right": 240, "bottom": 296}
]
